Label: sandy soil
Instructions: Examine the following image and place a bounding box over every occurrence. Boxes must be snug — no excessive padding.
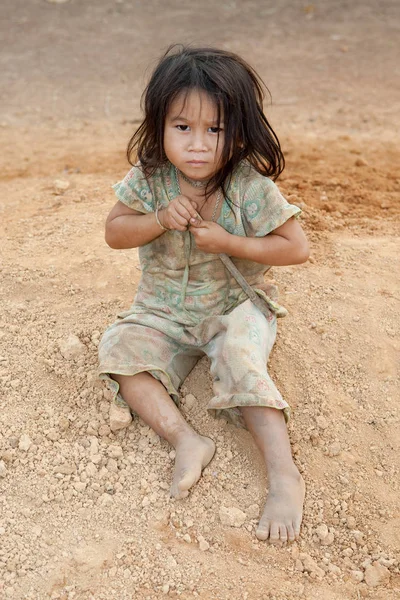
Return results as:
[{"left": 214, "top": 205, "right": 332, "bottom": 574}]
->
[{"left": 0, "top": 1, "right": 399, "bottom": 599}]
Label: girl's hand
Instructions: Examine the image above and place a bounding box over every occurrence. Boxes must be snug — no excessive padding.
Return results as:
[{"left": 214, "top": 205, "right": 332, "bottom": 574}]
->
[
  {"left": 189, "top": 221, "right": 231, "bottom": 254},
  {"left": 159, "top": 195, "right": 200, "bottom": 232}
]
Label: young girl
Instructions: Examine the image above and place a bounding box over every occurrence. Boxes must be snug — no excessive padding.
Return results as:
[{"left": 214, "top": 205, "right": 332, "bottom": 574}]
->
[{"left": 99, "top": 45, "right": 309, "bottom": 543}]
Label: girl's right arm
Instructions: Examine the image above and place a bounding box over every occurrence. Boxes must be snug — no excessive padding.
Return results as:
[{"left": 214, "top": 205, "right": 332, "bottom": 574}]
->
[{"left": 105, "top": 197, "right": 200, "bottom": 249}]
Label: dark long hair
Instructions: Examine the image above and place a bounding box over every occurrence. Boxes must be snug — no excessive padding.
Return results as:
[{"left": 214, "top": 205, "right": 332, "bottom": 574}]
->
[{"left": 127, "top": 44, "right": 285, "bottom": 199}]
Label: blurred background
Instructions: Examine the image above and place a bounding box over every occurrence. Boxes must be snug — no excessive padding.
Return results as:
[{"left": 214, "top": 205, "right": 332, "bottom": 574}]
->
[{"left": 1, "top": 0, "right": 399, "bottom": 135}]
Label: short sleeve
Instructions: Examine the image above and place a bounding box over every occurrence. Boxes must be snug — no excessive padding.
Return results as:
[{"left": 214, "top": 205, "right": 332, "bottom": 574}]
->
[
  {"left": 112, "top": 164, "right": 155, "bottom": 213},
  {"left": 242, "top": 175, "right": 301, "bottom": 237}
]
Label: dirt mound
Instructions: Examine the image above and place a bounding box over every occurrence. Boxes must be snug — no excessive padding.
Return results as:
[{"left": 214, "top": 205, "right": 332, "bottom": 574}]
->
[{"left": 0, "top": 123, "right": 399, "bottom": 599}]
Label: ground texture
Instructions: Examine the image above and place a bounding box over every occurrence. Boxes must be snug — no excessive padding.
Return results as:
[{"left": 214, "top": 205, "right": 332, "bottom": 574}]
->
[{"left": 0, "top": 1, "right": 399, "bottom": 599}]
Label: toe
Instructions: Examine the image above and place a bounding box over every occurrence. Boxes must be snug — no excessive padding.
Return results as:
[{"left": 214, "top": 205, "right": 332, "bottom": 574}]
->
[
  {"left": 178, "top": 468, "right": 200, "bottom": 493},
  {"left": 269, "top": 522, "right": 280, "bottom": 543},
  {"left": 279, "top": 524, "right": 288, "bottom": 543},
  {"left": 294, "top": 519, "right": 302, "bottom": 539},
  {"left": 287, "top": 523, "right": 296, "bottom": 542},
  {"left": 256, "top": 520, "right": 270, "bottom": 541}
]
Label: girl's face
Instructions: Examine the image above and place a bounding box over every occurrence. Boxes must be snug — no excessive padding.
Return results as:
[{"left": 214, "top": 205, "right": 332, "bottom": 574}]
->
[{"left": 163, "top": 89, "right": 224, "bottom": 182}]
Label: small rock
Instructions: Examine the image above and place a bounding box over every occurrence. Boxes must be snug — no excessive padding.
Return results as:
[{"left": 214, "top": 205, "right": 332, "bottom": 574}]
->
[
  {"left": 321, "top": 532, "right": 335, "bottom": 546},
  {"left": 364, "top": 562, "right": 390, "bottom": 588},
  {"left": 109, "top": 403, "right": 132, "bottom": 432},
  {"left": 346, "top": 516, "right": 356, "bottom": 529},
  {"left": 107, "top": 444, "right": 123, "bottom": 459},
  {"left": 73, "top": 482, "right": 86, "bottom": 493},
  {"left": 328, "top": 441, "right": 341, "bottom": 457},
  {"left": 98, "top": 424, "right": 111, "bottom": 437},
  {"left": 328, "top": 564, "right": 341, "bottom": 575},
  {"left": 106, "top": 458, "right": 118, "bottom": 473},
  {"left": 162, "top": 584, "right": 170, "bottom": 594},
  {"left": 198, "top": 538, "right": 210, "bottom": 552},
  {"left": 219, "top": 506, "right": 246, "bottom": 528},
  {"left": 295, "top": 559, "right": 304, "bottom": 572},
  {"left": 53, "top": 179, "right": 70, "bottom": 193},
  {"left": 0, "top": 461, "right": 7, "bottom": 477},
  {"left": 182, "top": 534, "right": 191, "bottom": 543},
  {"left": 59, "top": 416, "right": 70, "bottom": 431},
  {"left": 183, "top": 394, "right": 196, "bottom": 411},
  {"left": 355, "top": 158, "right": 368, "bottom": 167},
  {"left": 86, "top": 463, "right": 97, "bottom": 478},
  {"left": 350, "top": 570, "right": 364, "bottom": 583},
  {"left": 19, "top": 434, "right": 32, "bottom": 452},
  {"left": 46, "top": 428, "right": 59, "bottom": 442},
  {"left": 54, "top": 463, "right": 76, "bottom": 475},
  {"left": 8, "top": 436, "right": 19, "bottom": 449},
  {"left": 300, "top": 553, "right": 325, "bottom": 578},
  {"left": 59, "top": 335, "right": 86, "bottom": 360},
  {"left": 315, "top": 524, "right": 329, "bottom": 541},
  {"left": 316, "top": 415, "right": 328, "bottom": 430},
  {"left": 353, "top": 530, "right": 364, "bottom": 544}
]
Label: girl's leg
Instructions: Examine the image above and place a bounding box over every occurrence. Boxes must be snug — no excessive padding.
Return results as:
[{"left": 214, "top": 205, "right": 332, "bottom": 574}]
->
[
  {"left": 113, "top": 372, "right": 215, "bottom": 499},
  {"left": 241, "top": 406, "right": 305, "bottom": 543}
]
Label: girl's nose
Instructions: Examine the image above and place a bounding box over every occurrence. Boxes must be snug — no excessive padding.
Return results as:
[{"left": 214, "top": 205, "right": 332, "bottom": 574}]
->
[{"left": 188, "top": 132, "right": 207, "bottom": 152}]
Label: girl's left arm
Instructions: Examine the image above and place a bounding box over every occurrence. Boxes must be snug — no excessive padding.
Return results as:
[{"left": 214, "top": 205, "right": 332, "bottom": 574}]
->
[{"left": 190, "top": 217, "right": 309, "bottom": 266}]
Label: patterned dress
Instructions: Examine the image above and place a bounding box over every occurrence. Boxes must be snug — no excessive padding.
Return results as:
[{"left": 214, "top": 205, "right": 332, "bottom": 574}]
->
[{"left": 98, "top": 160, "right": 300, "bottom": 426}]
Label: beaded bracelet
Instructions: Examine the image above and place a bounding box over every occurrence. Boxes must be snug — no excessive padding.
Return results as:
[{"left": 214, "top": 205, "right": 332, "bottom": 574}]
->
[{"left": 155, "top": 206, "right": 168, "bottom": 231}]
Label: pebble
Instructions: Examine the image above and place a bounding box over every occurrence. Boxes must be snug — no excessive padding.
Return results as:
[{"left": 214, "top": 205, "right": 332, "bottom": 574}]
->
[
  {"left": 300, "top": 553, "right": 325, "bottom": 578},
  {"left": 350, "top": 570, "right": 364, "bottom": 583},
  {"left": 328, "top": 441, "right": 341, "bottom": 457},
  {"left": 8, "top": 437, "right": 19, "bottom": 449},
  {"left": 316, "top": 416, "right": 328, "bottom": 430},
  {"left": 198, "top": 537, "right": 210, "bottom": 552},
  {"left": 355, "top": 158, "right": 368, "bottom": 167},
  {"left": 315, "top": 524, "right": 329, "bottom": 541},
  {"left": 109, "top": 403, "right": 132, "bottom": 432},
  {"left": 73, "top": 482, "right": 86, "bottom": 493},
  {"left": 364, "top": 562, "right": 390, "bottom": 587},
  {"left": 108, "top": 445, "right": 123, "bottom": 459},
  {"left": 295, "top": 559, "right": 304, "bottom": 572},
  {"left": 219, "top": 506, "right": 246, "bottom": 528},
  {"left": 98, "top": 424, "right": 111, "bottom": 437},
  {"left": 18, "top": 434, "right": 32, "bottom": 452},
  {"left": 59, "top": 416, "right": 70, "bottom": 431},
  {"left": 0, "top": 460, "right": 7, "bottom": 477},
  {"left": 328, "top": 564, "right": 341, "bottom": 575},
  {"left": 182, "top": 534, "right": 191, "bottom": 543},
  {"left": 54, "top": 463, "right": 76, "bottom": 475},
  {"left": 183, "top": 394, "right": 196, "bottom": 411},
  {"left": 58, "top": 335, "right": 86, "bottom": 360},
  {"left": 53, "top": 179, "right": 70, "bottom": 192},
  {"left": 346, "top": 516, "right": 356, "bottom": 529}
]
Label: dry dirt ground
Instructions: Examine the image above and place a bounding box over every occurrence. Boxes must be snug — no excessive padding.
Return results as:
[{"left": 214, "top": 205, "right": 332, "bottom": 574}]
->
[{"left": 0, "top": 1, "right": 399, "bottom": 599}]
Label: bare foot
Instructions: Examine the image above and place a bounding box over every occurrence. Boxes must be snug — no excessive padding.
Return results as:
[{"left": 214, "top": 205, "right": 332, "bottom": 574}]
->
[
  {"left": 170, "top": 434, "right": 216, "bottom": 499},
  {"left": 256, "top": 468, "right": 305, "bottom": 543}
]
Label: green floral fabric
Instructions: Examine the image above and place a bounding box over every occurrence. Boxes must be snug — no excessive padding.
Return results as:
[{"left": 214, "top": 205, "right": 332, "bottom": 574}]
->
[{"left": 98, "top": 161, "right": 300, "bottom": 426}]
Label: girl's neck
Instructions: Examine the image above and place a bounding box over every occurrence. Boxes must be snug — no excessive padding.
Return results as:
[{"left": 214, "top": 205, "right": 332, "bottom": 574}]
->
[{"left": 176, "top": 167, "right": 210, "bottom": 189}]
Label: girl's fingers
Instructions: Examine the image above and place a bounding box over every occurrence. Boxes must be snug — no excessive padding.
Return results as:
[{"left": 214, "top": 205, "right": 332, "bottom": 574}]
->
[
  {"left": 176, "top": 196, "right": 199, "bottom": 220},
  {"left": 169, "top": 216, "right": 187, "bottom": 231},
  {"left": 174, "top": 205, "right": 193, "bottom": 222}
]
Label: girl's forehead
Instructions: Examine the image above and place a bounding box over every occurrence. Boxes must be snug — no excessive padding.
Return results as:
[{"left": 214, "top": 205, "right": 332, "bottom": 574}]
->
[{"left": 167, "top": 89, "right": 222, "bottom": 122}]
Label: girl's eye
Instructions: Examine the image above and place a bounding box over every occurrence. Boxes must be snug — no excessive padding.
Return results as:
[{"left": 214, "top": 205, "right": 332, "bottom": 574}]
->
[
  {"left": 176, "top": 125, "right": 190, "bottom": 131},
  {"left": 209, "top": 127, "right": 222, "bottom": 134}
]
